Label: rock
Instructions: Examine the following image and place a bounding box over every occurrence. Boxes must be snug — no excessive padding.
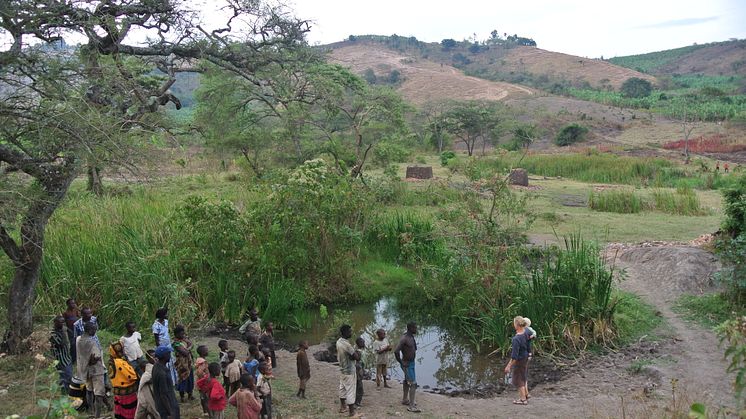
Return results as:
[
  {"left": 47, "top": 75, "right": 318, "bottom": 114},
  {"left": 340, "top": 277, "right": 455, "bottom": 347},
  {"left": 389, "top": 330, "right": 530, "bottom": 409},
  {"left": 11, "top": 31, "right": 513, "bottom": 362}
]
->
[
  {"left": 422, "top": 385, "right": 430, "bottom": 389},
  {"left": 0, "top": 388, "right": 7, "bottom": 396},
  {"left": 405, "top": 166, "right": 433, "bottom": 179},
  {"left": 508, "top": 168, "right": 529, "bottom": 186},
  {"left": 640, "top": 366, "right": 663, "bottom": 384}
]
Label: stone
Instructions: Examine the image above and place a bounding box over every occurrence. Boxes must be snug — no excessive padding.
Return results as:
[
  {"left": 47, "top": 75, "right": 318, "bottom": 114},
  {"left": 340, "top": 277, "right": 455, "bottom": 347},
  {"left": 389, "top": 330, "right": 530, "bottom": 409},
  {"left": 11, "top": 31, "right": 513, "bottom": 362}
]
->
[
  {"left": 508, "top": 168, "right": 529, "bottom": 186},
  {"left": 405, "top": 166, "right": 433, "bottom": 179}
]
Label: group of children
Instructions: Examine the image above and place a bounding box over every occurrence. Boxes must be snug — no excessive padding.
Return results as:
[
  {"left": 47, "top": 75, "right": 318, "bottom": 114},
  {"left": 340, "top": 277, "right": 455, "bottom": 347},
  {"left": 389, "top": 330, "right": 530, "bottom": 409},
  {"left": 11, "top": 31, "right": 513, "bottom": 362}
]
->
[{"left": 50, "top": 299, "right": 277, "bottom": 419}]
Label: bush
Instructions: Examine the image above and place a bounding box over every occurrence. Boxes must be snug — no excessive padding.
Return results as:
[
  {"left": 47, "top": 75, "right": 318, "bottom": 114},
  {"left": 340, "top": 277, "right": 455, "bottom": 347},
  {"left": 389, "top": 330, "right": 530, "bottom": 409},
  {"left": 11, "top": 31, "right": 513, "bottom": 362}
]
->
[
  {"left": 554, "top": 124, "right": 588, "bottom": 146},
  {"left": 651, "top": 187, "right": 707, "bottom": 215},
  {"left": 440, "top": 151, "right": 456, "bottom": 166},
  {"left": 620, "top": 77, "right": 653, "bottom": 98},
  {"left": 372, "top": 141, "right": 412, "bottom": 167},
  {"left": 721, "top": 174, "right": 746, "bottom": 237}
]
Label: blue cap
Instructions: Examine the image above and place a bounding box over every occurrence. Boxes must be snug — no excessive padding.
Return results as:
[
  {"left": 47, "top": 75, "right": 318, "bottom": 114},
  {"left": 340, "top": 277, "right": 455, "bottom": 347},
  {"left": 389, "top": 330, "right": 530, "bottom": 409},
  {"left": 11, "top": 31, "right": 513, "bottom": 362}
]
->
[{"left": 154, "top": 345, "right": 172, "bottom": 359}]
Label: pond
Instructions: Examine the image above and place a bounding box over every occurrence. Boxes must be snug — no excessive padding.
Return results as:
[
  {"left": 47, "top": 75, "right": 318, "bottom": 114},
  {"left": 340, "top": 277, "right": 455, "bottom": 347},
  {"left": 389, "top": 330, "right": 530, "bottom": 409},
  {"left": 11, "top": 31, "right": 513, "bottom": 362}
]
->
[{"left": 275, "top": 297, "right": 558, "bottom": 395}]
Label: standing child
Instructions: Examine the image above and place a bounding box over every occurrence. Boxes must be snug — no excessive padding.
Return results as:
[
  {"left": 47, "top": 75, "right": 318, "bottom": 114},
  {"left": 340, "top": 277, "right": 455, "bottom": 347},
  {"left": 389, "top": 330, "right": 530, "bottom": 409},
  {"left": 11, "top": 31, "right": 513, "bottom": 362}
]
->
[
  {"left": 255, "top": 362, "right": 272, "bottom": 419},
  {"left": 197, "top": 362, "right": 227, "bottom": 419},
  {"left": 524, "top": 317, "right": 538, "bottom": 400},
  {"left": 225, "top": 350, "right": 244, "bottom": 397},
  {"left": 296, "top": 340, "right": 310, "bottom": 399},
  {"left": 259, "top": 322, "right": 276, "bottom": 369},
  {"left": 229, "top": 373, "right": 262, "bottom": 419},
  {"left": 195, "top": 345, "right": 210, "bottom": 416},
  {"left": 218, "top": 340, "right": 229, "bottom": 393},
  {"left": 354, "top": 337, "right": 366, "bottom": 408},
  {"left": 372, "top": 329, "right": 392, "bottom": 389},
  {"left": 260, "top": 348, "right": 273, "bottom": 377},
  {"left": 244, "top": 345, "right": 260, "bottom": 379}
]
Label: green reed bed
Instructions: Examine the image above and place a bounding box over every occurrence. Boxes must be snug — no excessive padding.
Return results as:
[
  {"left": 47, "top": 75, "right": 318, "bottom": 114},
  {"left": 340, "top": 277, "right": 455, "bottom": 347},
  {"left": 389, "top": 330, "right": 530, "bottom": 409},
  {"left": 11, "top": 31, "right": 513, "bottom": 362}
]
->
[
  {"left": 588, "top": 189, "right": 644, "bottom": 213},
  {"left": 588, "top": 186, "right": 708, "bottom": 215}
]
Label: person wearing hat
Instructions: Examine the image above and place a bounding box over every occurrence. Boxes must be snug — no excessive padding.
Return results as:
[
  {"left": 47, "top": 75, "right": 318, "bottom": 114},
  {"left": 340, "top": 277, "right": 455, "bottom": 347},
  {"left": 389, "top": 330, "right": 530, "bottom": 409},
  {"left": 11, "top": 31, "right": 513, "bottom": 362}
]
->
[{"left": 153, "top": 346, "right": 180, "bottom": 419}]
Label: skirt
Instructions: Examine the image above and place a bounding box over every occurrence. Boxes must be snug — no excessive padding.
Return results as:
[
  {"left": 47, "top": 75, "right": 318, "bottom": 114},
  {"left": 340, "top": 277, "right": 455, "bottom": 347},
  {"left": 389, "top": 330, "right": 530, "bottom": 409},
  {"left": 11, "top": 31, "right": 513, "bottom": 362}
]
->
[
  {"left": 176, "top": 368, "right": 195, "bottom": 393},
  {"left": 511, "top": 357, "right": 529, "bottom": 388},
  {"left": 114, "top": 392, "right": 138, "bottom": 419}
]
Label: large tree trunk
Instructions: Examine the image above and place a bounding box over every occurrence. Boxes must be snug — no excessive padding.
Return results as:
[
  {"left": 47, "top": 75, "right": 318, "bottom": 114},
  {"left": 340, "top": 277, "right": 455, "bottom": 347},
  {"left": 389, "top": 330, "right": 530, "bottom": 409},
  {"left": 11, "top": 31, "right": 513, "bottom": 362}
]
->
[
  {"left": 87, "top": 164, "right": 104, "bottom": 196},
  {"left": 2, "top": 168, "right": 75, "bottom": 354},
  {"left": 4, "top": 255, "right": 41, "bottom": 353}
]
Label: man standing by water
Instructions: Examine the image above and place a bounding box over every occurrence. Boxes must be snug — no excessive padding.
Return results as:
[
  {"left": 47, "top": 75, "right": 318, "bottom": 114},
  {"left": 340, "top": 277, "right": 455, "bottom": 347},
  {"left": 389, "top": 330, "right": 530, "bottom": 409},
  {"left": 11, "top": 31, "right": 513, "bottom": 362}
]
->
[
  {"left": 239, "top": 308, "right": 262, "bottom": 344},
  {"left": 336, "top": 324, "right": 361, "bottom": 418},
  {"left": 394, "top": 322, "right": 421, "bottom": 413}
]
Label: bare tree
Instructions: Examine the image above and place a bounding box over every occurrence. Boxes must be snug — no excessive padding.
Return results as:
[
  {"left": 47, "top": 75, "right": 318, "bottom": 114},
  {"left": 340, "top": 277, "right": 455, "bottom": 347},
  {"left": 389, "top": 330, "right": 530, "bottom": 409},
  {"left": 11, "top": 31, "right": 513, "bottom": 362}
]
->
[{"left": 0, "top": 0, "right": 310, "bottom": 353}]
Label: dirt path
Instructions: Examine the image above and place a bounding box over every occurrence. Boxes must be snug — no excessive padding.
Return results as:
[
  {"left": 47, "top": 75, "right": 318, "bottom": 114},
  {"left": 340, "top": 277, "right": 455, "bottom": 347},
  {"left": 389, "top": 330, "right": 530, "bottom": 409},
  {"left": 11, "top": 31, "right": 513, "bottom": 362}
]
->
[{"left": 612, "top": 245, "right": 734, "bottom": 408}]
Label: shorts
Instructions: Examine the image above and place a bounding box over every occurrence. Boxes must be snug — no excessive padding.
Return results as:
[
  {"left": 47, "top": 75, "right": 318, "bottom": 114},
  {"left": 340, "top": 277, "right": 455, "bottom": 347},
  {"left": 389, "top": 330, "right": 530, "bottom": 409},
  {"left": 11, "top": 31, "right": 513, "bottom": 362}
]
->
[
  {"left": 403, "top": 362, "right": 416, "bottom": 384},
  {"left": 338, "top": 373, "right": 356, "bottom": 405},
  {"left": 87, "top": 374, "right": 106, "bottom": 396}
]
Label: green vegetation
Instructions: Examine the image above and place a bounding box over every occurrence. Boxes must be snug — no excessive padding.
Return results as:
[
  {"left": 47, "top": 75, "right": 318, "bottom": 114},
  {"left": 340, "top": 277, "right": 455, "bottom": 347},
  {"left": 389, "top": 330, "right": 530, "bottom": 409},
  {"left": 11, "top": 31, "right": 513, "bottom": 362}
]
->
[
  {"left": 588, "top": 189, "right": 644, "bottom": 214},
  {"left": 650, "top": 187, "right": 708, "bottom": 216},
  {"left": 674, "top": 294, "right": 738, "bottom": 329},
  {"left": 620, "top": 77, "right": 653, "bottom": 98},
  {"left": 717, "top": 174, "right": 746, "bottom": 307},
  {"left": 614, "top": 292, "right": 665, "bottom": 345},
  {"left": 715, "top": 316, "right": 746, "bottom": 411},
  {"left": 608, "top": 42, "right": 723, "bottom": 74},
  {"left": 554, "top": 123, "right": 589, "bottom": 146}
]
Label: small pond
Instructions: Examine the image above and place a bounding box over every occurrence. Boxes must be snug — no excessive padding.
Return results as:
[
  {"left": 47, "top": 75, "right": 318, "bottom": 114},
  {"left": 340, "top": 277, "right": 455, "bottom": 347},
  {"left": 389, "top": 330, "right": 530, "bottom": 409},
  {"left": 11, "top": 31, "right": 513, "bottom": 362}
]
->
[{"left": 275, "top": 297, "right": 560, "bottom": 395}]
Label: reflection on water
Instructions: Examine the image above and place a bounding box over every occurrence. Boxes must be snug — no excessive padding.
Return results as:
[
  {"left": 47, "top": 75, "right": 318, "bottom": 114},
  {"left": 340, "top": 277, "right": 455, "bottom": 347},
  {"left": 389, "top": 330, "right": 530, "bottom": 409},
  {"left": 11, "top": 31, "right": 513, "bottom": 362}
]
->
[{"left": 276, "top": 298, "right": 505, "bottom": 390}]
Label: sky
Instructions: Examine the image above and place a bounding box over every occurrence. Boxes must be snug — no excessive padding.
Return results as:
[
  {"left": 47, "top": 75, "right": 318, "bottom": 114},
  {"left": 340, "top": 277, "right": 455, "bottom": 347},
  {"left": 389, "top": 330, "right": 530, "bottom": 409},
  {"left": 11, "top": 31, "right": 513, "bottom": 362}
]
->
[{"left": 290, "top": 0, "right": 746, "bottom": 58}]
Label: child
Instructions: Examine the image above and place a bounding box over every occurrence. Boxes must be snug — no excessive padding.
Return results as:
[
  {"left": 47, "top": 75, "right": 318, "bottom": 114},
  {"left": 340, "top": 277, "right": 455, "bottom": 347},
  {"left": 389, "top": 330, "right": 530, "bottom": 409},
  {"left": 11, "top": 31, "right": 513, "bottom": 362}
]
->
[
  {"left": 195, "top": 345, "right": 210, "bottom": 416},
  {"left": 244, "top": 345, "right": 260, "bottom": 379},
  {"left": 524, "top": 317, "right": 537, "bottom": 400},
  {"left": 218, "top": 340, "right": 229, "bottom": 392},
  {"left": 229, "top": 373, "right": 262, "bottom": 419},
  {"left": 260, "top": 348, "right": 273, "bottom": 377},
  {"left": 225, "top": 350, "right": 244, "bottom": 397},
  {"left": 259, "top": 322, "right": 277, "bottom": 369},
  {"left": 524, "top": 317, "right": 537, "bottom": 359},
  {"left": 255, "top": 362, "right": 272, "bottom": 419},
  {"left": 197, "top": 362, "right": 227, "bottom": 419},
  {"left": 371, "top": 329, "right": 392, "bottom": 389},
  {"left": 354, "top": 337, "right": 366, "bottom": 408},
  {"left": 296, "top": 340, "right": 310, "bottom": 399}
]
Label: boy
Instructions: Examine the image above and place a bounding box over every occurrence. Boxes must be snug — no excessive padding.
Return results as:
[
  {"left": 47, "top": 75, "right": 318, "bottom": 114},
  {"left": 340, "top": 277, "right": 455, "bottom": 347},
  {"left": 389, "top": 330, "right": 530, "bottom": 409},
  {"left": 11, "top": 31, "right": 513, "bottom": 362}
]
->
[
  {"left": 134, "top": 350, "right": 159, "bottom": 419},
  {"left": 260, "top": 348, "right": 273, "bottom": 377},
  {"left": 244, "top": 345, "right": 260, "bottom": 379},
  {"left": 255, "top": 362, "right": 272, "bottom": 419},
  {"left": 77, "top": 322, "right": 106, "bottom": 418},
  {"left": 229, "top": 373, "right": 262, "bottom": 419},
  {"left": 195, "top": 345, "right": 210, "bottom": 416},
  {"left": 120, "top": 321, "right": 145, "bottom": 376},
  {"left": 259, "top": 322, "right": 276, "bottom": 368},
  {"left": 50, "top": 315, "right": 72, "bottom": 393},
  {"left": 354, "top": 337, "right": 365, "bottom": 408},
  {"left": 197, "top": 362, "right": 227, "bottom": 419},
  {"left": 218, "top": 340, "right": 229, "bottom": 392},
  {"left": 225, "top": 350, "right": 244, "bottom": 397},
  {"left": 372, "top": 329, "right": 392, "bottom": 389},
  {"left": 296, "top": 340, "right": 310, "bottom": 399}
]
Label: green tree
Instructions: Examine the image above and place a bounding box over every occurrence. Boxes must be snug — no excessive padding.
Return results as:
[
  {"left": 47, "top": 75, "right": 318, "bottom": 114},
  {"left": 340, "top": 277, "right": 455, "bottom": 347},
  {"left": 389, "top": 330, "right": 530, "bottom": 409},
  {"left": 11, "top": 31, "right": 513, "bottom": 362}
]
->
[
  {"left": 620, "top": 77, "right": 653, "bottom": 98},
  {"left": 0, "top": 0, "right": 309, "bottom": 353},
  {"left": 554, "top": 124, "right": 589, "bottom": 146},
  {"left": 441, "top": 38, "right": 457, "bottom": 50},
  {"left": 442, "top": 101, "right": 502, "bottom": 156}
]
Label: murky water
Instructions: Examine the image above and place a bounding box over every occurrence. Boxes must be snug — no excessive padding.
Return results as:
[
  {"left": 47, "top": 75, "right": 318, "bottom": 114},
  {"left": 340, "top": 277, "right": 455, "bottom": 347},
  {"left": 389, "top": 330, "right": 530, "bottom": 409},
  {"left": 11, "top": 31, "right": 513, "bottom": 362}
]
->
[{"left": 276, "top": 297, "right": 511, "bottom": 392}]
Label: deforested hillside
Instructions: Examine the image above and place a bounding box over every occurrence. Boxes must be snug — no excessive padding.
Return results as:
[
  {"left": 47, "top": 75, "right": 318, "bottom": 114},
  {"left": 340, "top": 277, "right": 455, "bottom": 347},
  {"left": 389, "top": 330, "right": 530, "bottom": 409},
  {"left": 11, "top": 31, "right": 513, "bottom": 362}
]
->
[{"left": 326, "top": 42, "right": 535, "bottom": 105}]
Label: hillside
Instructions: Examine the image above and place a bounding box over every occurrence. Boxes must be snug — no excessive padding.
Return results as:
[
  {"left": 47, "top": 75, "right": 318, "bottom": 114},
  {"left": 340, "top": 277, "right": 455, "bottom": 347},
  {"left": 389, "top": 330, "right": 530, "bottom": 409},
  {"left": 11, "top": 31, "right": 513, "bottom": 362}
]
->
[
  {"left": 328, "top": 36, "right": 655, "bottom": 92},
  {"left": 327, "top": 43, "right": 535, "bottom": 105},
  {"left": 610, "top": 39, "right": 746, "bottom": 76}
]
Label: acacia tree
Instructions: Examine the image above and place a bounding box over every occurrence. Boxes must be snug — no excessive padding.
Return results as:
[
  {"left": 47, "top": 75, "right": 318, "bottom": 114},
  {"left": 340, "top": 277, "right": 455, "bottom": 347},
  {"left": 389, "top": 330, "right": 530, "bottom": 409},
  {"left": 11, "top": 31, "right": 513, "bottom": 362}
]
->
[
  {"left": 0, "top": 0, "right": 309, "bottom": 353},
  {"left": 442, "top": 101, "right": 502, "bottom": 156}
]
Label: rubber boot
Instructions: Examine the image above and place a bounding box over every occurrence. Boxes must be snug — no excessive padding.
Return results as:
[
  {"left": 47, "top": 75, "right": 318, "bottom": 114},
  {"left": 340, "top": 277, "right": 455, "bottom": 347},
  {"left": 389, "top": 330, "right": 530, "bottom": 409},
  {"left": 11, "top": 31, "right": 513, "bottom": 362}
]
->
[{"left": 402, "top": 381, "right": 410, "bottom": 405}]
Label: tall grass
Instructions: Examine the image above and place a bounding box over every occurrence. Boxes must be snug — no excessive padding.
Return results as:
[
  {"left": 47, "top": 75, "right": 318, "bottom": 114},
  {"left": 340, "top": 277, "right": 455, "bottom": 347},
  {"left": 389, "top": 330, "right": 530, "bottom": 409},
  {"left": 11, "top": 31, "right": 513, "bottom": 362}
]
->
[
  {"left": 588, "top": 189, "right": 644, "bottom": 213},
  {"left": 651, "top": 187, "right": 707, "bottom": 216},
  {"left": 588, "top": 187, "right": 707, "bottom": 215},
  {"left": 366, "top": 211, "right": 447, "bottom": 265}
]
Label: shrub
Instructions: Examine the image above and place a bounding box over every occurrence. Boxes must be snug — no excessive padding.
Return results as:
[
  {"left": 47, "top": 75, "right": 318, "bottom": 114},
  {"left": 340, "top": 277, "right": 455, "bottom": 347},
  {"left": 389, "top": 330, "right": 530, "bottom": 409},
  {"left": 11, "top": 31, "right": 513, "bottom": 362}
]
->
[
  {"left": 588, "top": 189, "right": 643, "bottom": 213},
  {"left": 372, "top": 141, "right": 412, "bottom": 167},
  {"left": 554, "top": 124, "right": 588, "bottom": 146},
  {"left": 440, "top": 151, "right": 456, "bottom": 166},
  {"left": 721, "top": 174, "right": 746, "bottom": 237},
  {"left": 620, "top": 77, "right": 653, "bottom": 98},
  {"left": 715, "top": 316, "right": 746, "bottom": 408}
]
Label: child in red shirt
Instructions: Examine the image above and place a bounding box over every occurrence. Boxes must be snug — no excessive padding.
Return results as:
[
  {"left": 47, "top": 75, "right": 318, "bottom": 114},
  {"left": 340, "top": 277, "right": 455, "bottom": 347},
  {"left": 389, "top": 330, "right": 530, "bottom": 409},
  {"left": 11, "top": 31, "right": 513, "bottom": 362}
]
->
[{"left": 197, "top": 362, "right": 227, "bottom": 419}]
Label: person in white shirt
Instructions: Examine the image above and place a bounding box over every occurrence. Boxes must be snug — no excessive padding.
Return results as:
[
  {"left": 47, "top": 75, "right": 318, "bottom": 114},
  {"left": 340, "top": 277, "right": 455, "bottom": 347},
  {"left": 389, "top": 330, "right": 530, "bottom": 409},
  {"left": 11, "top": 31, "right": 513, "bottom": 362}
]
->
[{"left": 121, "top": 321, "right": 146, "bottom": 376}]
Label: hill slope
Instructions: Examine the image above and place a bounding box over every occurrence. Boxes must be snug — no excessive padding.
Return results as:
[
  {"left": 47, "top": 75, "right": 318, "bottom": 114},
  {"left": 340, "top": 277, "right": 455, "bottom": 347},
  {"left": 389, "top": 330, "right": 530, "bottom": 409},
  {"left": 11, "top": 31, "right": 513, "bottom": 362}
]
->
[
  {"left": 326, "top": 43, "right": 535, "bottom": 105},
  {"left": 610, "top": 39, "right": 746, "bottom": 76}
]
